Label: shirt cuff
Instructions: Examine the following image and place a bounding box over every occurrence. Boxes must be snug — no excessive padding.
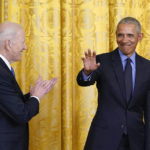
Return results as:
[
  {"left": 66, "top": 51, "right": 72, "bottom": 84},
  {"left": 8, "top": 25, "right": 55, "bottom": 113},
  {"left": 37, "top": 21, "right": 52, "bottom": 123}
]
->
[
  {"left": 30, "top": 96, "right": 40, "bottom": 103},
  {"left": 82, "top": 70, "right": 92, "bottom": 81}
]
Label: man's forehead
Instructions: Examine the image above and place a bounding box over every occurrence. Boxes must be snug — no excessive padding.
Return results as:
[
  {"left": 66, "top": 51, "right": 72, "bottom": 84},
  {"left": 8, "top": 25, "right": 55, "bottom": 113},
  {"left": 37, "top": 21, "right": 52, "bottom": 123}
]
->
[{"left": 116, "top": 24, "right": 138, "bottom": 33}]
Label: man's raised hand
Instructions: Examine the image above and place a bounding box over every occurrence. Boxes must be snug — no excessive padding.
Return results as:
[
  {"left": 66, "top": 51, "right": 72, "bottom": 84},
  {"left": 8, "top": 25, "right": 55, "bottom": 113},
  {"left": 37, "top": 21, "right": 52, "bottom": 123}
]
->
[{"left": 82, "top": 49, "right": 100, "bottom": 75}]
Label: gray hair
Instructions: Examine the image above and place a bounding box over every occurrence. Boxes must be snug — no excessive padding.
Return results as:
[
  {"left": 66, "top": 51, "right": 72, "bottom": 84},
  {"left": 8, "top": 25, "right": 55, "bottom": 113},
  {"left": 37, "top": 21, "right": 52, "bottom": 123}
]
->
[
  {"left": 116, "top": 17, "right": 142, "bottom": 33},
  {"left": 0, "top": 22, "right": 23, "bottom": 46}
]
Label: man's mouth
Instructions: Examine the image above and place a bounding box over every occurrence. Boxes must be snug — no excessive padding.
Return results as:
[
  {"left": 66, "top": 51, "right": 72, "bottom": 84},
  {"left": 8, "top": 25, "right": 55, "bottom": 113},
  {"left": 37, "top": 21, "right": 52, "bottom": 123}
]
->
[{"left": 120, "top": 44, "right": 131, "bottom": 47}]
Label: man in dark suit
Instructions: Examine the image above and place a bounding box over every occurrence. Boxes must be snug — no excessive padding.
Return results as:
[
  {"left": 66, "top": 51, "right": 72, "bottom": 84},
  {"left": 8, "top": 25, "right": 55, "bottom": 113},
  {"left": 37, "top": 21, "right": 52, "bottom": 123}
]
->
[
  {"left": 77, "top": 17, "right": 150, "bottom": 150},
  {"left": 0, "top": 22, "right": 58, "bottom": 150}
]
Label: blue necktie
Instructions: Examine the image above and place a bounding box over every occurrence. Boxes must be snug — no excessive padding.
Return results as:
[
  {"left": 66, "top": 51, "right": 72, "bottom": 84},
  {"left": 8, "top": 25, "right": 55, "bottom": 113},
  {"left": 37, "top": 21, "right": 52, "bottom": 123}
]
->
[
  {"left": 11, "top": 67, "right": 15, "bottom": 78},
  {"left": 124, "top": 58, "right": 132, "bottom": 103}
]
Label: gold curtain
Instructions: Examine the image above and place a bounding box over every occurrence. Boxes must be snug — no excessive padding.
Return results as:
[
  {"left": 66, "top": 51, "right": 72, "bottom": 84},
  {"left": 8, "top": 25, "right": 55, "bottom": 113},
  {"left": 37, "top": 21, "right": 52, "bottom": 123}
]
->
[{"left": 1, "top": 0, "right": 150, "bottom": 150}]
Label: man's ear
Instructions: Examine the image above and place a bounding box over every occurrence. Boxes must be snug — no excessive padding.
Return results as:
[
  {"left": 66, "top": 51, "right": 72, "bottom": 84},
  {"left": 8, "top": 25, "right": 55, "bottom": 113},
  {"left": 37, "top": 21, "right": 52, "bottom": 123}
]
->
[
  {"left": 138, "top": 33, "right": 144, "bottom": 41},
  {"left": 5, "top": 39, "right": 12, "bottom": 50}
]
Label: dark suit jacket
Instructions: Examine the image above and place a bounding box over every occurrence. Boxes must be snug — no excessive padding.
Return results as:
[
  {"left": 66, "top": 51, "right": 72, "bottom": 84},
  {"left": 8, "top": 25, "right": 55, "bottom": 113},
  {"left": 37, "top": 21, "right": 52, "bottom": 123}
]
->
[
  {"left": 77, "top": 48, "right": 150, "bottom": 150},
  {"left": 0, "top": 58, "right": 39, "bottom": 150}
]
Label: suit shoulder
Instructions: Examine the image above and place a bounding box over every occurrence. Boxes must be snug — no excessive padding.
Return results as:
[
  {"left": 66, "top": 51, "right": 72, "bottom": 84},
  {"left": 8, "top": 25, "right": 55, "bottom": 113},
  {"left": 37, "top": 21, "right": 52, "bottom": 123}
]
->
[
  {"left": 137, "top": 54, "right": 150, "bottom": 64},
  {"left": 96, "top": 50, "right": 114, "bottom": 62},
  {"left": 96, "top": 51, "right": 112, "bottom": 58}
]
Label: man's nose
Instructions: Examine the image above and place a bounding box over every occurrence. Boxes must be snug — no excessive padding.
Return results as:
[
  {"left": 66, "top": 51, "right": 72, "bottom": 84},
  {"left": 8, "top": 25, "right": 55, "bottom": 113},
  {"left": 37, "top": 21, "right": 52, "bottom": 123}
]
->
[{"left": 24, "top": 43, "right": 27, "bottom": 50}]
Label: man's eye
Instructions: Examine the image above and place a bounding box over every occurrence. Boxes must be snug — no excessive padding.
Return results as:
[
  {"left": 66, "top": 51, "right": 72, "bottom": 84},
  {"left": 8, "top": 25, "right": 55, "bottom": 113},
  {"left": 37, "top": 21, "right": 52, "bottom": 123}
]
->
[
  {"left": 128, "top": 34, "right": 134, "bottom": 37},
  {"left": 117, "top": 34, "right": 123, "bottom": 37}
]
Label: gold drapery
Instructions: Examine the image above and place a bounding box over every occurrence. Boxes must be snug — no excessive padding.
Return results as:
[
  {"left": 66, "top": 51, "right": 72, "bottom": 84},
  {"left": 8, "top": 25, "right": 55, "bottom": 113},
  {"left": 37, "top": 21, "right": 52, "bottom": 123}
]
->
[{"left": 1, "top": 0, "right": 150, "bottom": 150}]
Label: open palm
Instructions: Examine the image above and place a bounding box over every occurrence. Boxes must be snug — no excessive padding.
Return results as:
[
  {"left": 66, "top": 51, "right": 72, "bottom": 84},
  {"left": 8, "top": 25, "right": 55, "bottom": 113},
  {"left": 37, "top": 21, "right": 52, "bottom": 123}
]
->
[{"left": 82, "top": 49, "right": 100, "bottom": 75}]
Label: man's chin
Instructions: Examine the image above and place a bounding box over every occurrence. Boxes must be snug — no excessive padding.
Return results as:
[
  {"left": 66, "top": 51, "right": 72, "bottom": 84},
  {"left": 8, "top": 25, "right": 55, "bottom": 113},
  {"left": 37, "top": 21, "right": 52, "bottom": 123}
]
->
[
  {"left": 120, "top": 48, "right": 129, "bottom": 53},
  {"left": 15, "top": 57, "right": 21, "bottom": 62},
  {"left": 119, "top": 48, "right": 132, "bottom": 56}
]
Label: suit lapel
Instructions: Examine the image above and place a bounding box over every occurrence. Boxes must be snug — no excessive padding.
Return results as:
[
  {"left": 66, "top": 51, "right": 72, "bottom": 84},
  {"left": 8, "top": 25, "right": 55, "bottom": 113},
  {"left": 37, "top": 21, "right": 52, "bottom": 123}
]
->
[
  {"left": 111, "top": 49, "right": 127, "bottom": 107},
  {"left": 0, "top": 58, "right": 13, "bottom": 77},
  {"left": 0, "top": 58, "right": 23, "bottom": 96}
]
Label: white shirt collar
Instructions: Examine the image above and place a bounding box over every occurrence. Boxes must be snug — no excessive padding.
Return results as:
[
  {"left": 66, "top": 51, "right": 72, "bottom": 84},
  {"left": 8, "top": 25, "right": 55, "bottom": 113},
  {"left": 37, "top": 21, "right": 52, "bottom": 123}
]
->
[{"left": 0, "top": 54, "right": 11, "bottom": 70}]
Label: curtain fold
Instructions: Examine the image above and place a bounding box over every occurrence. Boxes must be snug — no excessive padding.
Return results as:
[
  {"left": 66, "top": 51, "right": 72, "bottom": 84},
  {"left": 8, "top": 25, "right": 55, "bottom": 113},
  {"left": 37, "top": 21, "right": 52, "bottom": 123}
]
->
[
  {"left": 61, "top": 0, "right": 73, "bottom": 149},
  {"left": 1, "top": 0, "right": 150, "bottom": 150}
]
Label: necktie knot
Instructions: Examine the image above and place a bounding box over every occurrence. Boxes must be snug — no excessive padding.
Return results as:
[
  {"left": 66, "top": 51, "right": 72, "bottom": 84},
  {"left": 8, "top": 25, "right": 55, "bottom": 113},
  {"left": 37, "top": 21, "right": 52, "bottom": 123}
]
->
[
  {"left": 11, "top": 67, "right": 15, "bottom": 78},
  {"left": 125, "top": 58, "right": 132, "bottom": 67}
]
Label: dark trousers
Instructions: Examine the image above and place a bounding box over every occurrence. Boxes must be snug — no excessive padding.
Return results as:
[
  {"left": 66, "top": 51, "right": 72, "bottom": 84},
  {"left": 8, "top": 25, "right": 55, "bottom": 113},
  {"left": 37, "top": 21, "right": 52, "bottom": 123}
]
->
[{"left": 117, "top": 134, "right": 130, "bottom": 150}]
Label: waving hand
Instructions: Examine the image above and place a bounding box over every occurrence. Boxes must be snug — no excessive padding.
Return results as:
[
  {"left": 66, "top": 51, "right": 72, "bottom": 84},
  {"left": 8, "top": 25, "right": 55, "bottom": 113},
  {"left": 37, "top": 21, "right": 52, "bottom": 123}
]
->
[{"left": 82, "top": 49, "right": 100, "bottom": 75}]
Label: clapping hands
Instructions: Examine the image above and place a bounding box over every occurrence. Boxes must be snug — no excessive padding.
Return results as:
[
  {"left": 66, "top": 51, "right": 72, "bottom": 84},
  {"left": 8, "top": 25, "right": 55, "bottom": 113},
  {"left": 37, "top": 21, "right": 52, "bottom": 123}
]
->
[{"left": 30, "top": 77, "right": 58, "bottom": 99}]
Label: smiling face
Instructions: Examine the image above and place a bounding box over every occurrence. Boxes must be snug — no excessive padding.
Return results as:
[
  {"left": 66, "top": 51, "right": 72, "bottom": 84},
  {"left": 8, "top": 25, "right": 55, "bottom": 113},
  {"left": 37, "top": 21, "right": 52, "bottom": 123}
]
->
[
  {"left": 116, "top": 23, "right": 143, "bottom": 57},
  {"left": 8, "top": 28, "right": 27, "bottom": 63}
]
